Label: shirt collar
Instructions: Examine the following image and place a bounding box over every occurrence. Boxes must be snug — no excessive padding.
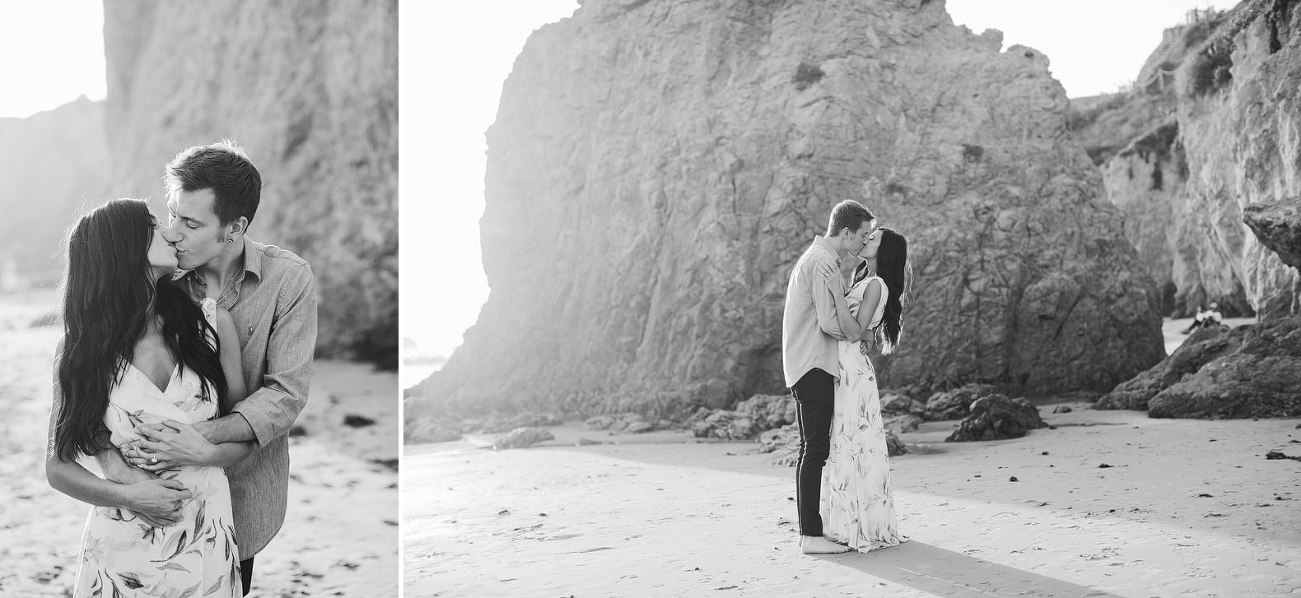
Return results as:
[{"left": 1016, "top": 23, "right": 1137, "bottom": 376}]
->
[{"left": 813, "top": 235, "right": 842, "bottom": 264}]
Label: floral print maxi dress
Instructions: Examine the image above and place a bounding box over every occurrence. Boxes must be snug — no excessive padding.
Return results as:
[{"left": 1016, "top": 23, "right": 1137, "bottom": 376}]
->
[
  {"left": 819, "top": 275, "right": 906, "bottom": 552},
  {"left": 73, "top": 300, "right": 240, "bottom": 597}
]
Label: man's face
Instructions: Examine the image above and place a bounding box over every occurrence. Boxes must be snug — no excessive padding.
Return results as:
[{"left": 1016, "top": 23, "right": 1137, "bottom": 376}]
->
[
  {"left": 163, "top": 188, "right": 226, "bottom": 271},
  {"left": 842, "top": 219, "right": 876, "bottom": 256}
]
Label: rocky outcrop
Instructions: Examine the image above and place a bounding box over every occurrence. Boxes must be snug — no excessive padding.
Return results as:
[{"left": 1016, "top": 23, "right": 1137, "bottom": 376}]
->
[
  {"left": 0, "top": 97, "right": 111, "bottom": 287},
  {"left": 945, "top": 394, "right": 1047, "bottom": 441},
  {"left": 1085, "top": 2, "right": 1301, "bottom": 318},
  {"left": 1245, "top": 200, "right": 1301, "bottom": 270},
  {"left": 922, "top": 383, "right": 1000, "bottom": 421},
  {"left": 101, "top": 0, "right": 398, "bottom": 365},
  {"left": 688, "top": 394, "right": 795, "bottom": 440},
  {"left": 1104, "top": 317, "right": 1301, "bottom": 418},
  {"left": 411, "top": 0, "right": 1165, "bottom": 420}
]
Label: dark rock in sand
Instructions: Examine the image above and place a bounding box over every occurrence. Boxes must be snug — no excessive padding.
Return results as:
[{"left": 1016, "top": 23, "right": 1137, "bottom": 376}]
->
[
  {"left": 404, "top": 420, "right": 460, "bottom": 444},
  {"left": 343, "top": 414, "right": 376, "bottom": 428},
  {"left": 693, "top": 411, "right": 760, "bottom": 440},
  {"left": 1265, "top": 451, "right": 1301, "bottom": 461},
  {"left": 881, "top": 392, "right": 927, "bottom": 416},
  {"left": 1052, "top": 405, "right": 1073, "bottom": 414},
  {"left": 1100, "top": 316, "right": 1301, "bottom": 418},
  {"left": 576, "top": 438, "right": 608, "bottom": 446},
  {"left": 492, "top": 427, "right": 555, "bottom": 450},
  {"left": 758, "top": 425, "right": 802, "bottom": 467},
  {"left": 924, "top": 384, "right": 1000, "bottom": 421},
  {"left": 945, "top": 394, "right": 1047, "bottom": 442},
  {"left": 884, "top": 413, "right": 925, "bottom": 434}
]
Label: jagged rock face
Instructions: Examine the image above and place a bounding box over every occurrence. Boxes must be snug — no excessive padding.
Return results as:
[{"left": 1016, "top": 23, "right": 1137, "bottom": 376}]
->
[
  {"left": 101, "top": 0, "right": 397, "bottom": 363},
  {"left": 0, "top": 98, "right": 111, "bottom": 285},
  {"left": 414, "top": 0, "right": 1164, "bottom": 419},
  {"left": 1091, "top": 2, "right": 1301, "bottom": 318}
]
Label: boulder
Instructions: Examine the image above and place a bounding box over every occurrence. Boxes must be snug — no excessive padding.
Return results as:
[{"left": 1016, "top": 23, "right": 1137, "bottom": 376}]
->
[
  {"left": 945, "top": 394, "right": 1047, "bottom": 442},
  {"left": 583, "top": 412, "right": 657, "bottom": 433},
  {"left": 1095, "top": 325, "right": 1236, "bottom": 411},
  {"left": 691, "top": 394, "right": 796, "bottom": 440},
  {"left": 924, "top": 384, "right": 1000, "bottom": 421},
  {"left": 492, "top": 427, "right": 555, "bottom": 450},
  {"left": 884, "top": 413, "right": 925, "bottom": 434},
  {"left": 881, "top": 392, "right": 926, "bottom": 416},
  {"left": 1146, "top": 318, "right": 1301, "bottom": 418},
  {"left": 403, "top": 420, "right": 461, "bottom": 444}
]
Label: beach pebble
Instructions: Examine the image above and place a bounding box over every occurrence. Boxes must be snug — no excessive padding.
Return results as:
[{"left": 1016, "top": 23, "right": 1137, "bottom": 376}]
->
[{"left": 1009, "top": 476, "right": 1019, "bottom": 482}]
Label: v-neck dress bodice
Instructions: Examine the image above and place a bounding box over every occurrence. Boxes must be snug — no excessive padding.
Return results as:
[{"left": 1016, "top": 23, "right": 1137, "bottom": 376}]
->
[{"left": 73, "top": 299, "right": 240, "bottom": 597}]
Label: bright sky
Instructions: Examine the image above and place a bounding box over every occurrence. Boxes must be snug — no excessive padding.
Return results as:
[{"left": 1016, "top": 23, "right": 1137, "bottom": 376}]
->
[
  {"left": 404, "top": 0, "right": 1237, "bottom": 362},
  {"left": 0, "top": 1, "right": 105, "bottom": 118}
]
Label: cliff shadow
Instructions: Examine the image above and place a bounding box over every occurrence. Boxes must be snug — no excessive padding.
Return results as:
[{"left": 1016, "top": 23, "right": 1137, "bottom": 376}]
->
[{"left": 813, "top": 540, "right": 1124, "bottom": 598}]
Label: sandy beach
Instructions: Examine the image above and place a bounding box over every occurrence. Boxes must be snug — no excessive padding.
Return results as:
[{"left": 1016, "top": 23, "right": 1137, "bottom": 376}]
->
[
  {"left": 0, "top": 290, "right": 398, "bottom": 597},
  {"left": 405, "top": 319, "right": 1300, "bottom": 597}
]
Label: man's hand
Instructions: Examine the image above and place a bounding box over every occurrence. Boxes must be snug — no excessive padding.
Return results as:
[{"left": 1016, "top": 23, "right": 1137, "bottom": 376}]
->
[
  {"left": 120, "top": 478, "right": 192, "bottom": 526},
  {"left": 122, "top": 420, "right": 217, "bottom": 470}
]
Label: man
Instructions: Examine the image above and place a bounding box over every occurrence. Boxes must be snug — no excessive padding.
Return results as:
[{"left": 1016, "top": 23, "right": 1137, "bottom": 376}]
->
[
  {"left": 98, "top": 140, "right": 318, "bottom": 595},
  {"left": 781, "top": 199, "right": 876, "bottom": 555}
]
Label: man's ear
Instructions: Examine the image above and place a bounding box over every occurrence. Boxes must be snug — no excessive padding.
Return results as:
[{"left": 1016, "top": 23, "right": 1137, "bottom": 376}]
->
[{"left": 227, "top": 217, "right": 249, "bottom": 240}]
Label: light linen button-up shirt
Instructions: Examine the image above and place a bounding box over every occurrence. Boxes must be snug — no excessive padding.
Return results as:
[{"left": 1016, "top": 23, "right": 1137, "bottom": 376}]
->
[
  {"left": 782, "top": 235, "right": 849, "bottom": 387},
  {"left": 176, "top": 237, "right": 317, "bottom": 559}
]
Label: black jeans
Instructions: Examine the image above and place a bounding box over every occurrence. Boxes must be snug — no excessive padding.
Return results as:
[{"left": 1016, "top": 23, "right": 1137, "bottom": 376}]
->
[
  {"left": 241, "top": 556, "right": 254, "bottom": 596},
  {"left": 792, "top": 368, "right": 835, "bottom": 537}
]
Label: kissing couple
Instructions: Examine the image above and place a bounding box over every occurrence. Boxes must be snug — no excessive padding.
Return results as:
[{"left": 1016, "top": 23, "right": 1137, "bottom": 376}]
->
[
  {"left": 782, "top": 199, "right": 912, "bottom": 555},
  {"left": 45, "top": 141, "right": 317, "bottom": 597}
]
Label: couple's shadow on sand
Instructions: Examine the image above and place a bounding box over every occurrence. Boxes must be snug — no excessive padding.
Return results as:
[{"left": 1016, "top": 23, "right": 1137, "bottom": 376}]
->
[{"left": 816, "top": 540, "right": 1123, "bottom": 598}]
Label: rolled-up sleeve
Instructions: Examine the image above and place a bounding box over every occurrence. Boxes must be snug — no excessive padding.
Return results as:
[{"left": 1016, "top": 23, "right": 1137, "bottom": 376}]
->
[{"left": 233, "top": 262, "right": 317, "bottom": 446}]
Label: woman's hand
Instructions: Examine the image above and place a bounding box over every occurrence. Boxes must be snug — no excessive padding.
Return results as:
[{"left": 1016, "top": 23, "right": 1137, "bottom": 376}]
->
[{"left": 122, "top": 420, "right": 218, "bottom": 470}]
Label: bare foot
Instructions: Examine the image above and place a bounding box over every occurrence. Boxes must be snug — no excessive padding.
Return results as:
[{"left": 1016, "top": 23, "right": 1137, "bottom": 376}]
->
[{"left": 800, "top": 535, "right": 851, "bottom": 554}]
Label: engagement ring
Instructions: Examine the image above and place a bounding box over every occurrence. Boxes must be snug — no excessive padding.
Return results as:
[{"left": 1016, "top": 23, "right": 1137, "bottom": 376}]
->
[{"left": 150, "top": 455, "right": 158, "bottom": 464}]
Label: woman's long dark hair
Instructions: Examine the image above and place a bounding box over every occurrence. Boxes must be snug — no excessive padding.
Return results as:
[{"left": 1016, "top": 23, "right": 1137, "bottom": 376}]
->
[
  {"left": 855, "top": 227, "right": 908, "bottom": 354},
  {"left": 53, "top": 199, "right": 227, "bottom": 462}
]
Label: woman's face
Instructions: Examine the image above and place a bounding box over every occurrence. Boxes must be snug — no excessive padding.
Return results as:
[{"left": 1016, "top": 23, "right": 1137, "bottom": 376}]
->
[
  {"left": 859, "top": 229, "right": 883, "bottom": 259},
  {"left": 146, "top": 216, "right": 178, "bottom": 271}
]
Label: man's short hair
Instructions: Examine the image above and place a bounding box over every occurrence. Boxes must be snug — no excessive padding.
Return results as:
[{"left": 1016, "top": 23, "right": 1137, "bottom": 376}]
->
[
  {"left": 164, "top": 139, "right": 262, "bottom": 226},
  {"left": 826, "top": 199, "right": 875, "bottom": 237}
]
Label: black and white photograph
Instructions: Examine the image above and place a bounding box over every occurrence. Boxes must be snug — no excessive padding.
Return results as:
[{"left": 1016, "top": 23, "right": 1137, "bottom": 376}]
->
[
  {"left": 405, "top": 0, "right": 1301, "bottom": 596},
  {"left": 0, "top": 1, "right": 398, "bottom": 596}
]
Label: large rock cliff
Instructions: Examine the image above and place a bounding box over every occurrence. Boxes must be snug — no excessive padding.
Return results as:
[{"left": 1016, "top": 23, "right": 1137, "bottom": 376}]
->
[
  {"left": 102, "top": 0, "right": 398, "bottom": 365},
  {"left": 0, "top": 98, "right": 111, "bottom": 287},
  {"left": 411, "top": 0, "right": 1164, "bottom": 420},
  {"left": 1081, "top": 1, "right": 1301, "bottom": 318}
]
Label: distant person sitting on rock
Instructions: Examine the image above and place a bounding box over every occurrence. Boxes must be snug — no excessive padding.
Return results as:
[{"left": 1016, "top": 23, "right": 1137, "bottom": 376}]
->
[{"left": 1182, "top": 302, "right": 1223, "bottom": 334}]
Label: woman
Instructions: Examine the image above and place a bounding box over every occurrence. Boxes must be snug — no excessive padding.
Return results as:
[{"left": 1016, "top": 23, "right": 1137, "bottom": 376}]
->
[
  {"left": 45, "top": 198, "right": 252, "bottom": 597},
  {"left": 819, "top": 226, "right": 910, "bottom": 552}
]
